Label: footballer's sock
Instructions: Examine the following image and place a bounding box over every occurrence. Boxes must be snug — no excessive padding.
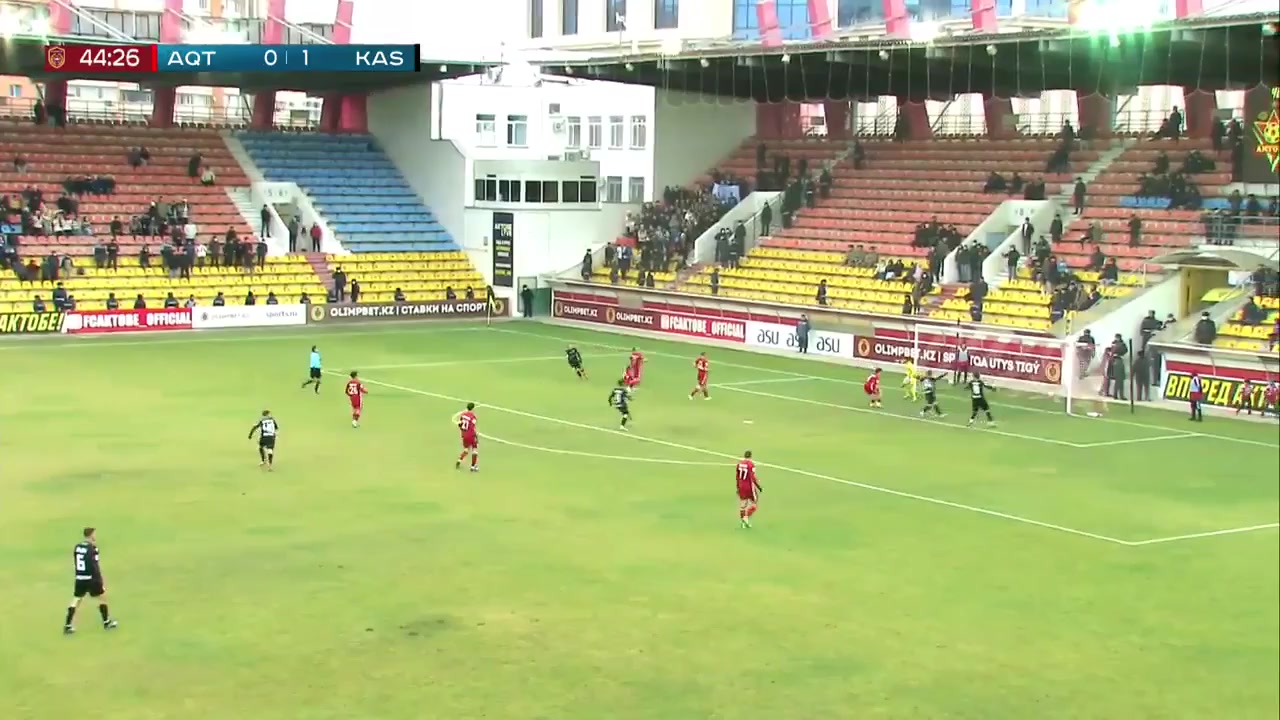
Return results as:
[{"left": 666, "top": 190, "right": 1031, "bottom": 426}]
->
[
  {"left": 746, "top": 505, "right": 758, "bottom": 517},
  {"left": 266, "top": 450, "right": 274, "bottom": 466},
  {"left": 470, "top": 453, "right": 478, "bottom": 468},
  {"left": 621, "top": 416, "right": 629, "bottom": 427},
  {"left": 985, "top": 412, "right": 994, "bottom": 422},
  {"left": 99, "top": 605, "right": 110, "bottom": 623},
  {"left": 739, "top": 508, "right": 746, "bottom": 519},
  {"left": 458, "top": 451, "right": 468, "bottom": 462},
  {"left": 64, "top": 605, "right": 76, "bottom": 627},
  {"left": 314, "top": 383, "right": 321, "bottom": 394},
  {"left": 258, "top": 447, "right": 266, "bottom": 462}
]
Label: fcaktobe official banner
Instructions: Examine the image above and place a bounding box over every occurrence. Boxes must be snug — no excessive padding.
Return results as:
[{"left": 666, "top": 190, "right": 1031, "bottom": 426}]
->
[
  {"left": 64, "top": 308, "right": 193, "bottom": 335},
  {"left": 853, "top": 334, "right": 1063, "bottom": 385},
  {"left": 0, "top": 312, "right": 66, "bottom": 334},
  {"left": 552, "top": 298, "right": 747, "bottom": 343},
  {"left": 307, "top": 299, "right": 507, "bottom": 324},
  {"left": 746, "top": 320, "right": 852, "bottom": 358},
  {"left": 192, "top": 304, "right": 307, "bottom": 330}
]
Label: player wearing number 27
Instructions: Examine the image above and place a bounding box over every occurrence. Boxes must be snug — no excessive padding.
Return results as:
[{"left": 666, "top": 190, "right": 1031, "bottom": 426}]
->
[
  {"left": 455, "top": 402, "right": 479, "bottom": 472},
  {"left": 346, "top": 371, "right": 368, "bottom": 428},
  {"left": 736, "top": 451, "right": 762, "bottom": 528}
]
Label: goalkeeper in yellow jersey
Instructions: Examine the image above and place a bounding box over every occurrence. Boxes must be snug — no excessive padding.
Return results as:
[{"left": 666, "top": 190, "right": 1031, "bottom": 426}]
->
[{"left": 901, "top": 358, "right": 920, "bottom": 401}]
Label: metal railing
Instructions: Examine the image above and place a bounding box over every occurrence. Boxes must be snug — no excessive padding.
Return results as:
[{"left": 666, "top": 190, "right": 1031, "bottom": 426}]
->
[{"left": 0, "top": 96, "right": 320, "bottom": 130}]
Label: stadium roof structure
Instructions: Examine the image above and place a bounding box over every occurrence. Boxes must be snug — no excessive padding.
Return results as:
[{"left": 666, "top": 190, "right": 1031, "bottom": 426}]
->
[
  {"left": 1150, "top": 248, "right": 1280, "bottom": 271},
  {"left": 539, "top": 14, "right": 1280, "bottom": 101},
  {"left": 0, "top": 34, "right": 494, "bottom": 93}
]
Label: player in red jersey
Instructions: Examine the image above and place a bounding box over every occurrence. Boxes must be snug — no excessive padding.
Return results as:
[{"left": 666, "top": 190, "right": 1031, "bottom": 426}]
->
[
  {"left": 345, "top": 371, "right": 368, "bottom": 428},
  {"left": 736, "top": 451, "right": 762, "bottom": 528},
  {"left": 689, "top": 352, "right": 711, "bottom": 399},
  {"left": 623, "top": 365, "right": 640, "bottom": 390},
  {"left": 863, "top": 368, "right": 882, "bottom": 408},
  {"left": 1236, "top": 379, "right": 1257, "bottom": 415},
  {"left": 628, "top": 348, "right": 645, "bottom": 388},
  {"left": 1264, "top": 382, "right": 1280, "bottom": 419},
  {"left": 455, "top": 402, "right": 479, "bottom": 472}
]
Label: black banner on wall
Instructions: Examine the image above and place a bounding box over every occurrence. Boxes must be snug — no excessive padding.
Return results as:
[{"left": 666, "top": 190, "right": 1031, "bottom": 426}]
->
[
  {"left": 492, "top": 211, "right": 514, "bottom": 288},
  {"left": 1241, "top": 85, "right": 1279, "bottom": 184}
]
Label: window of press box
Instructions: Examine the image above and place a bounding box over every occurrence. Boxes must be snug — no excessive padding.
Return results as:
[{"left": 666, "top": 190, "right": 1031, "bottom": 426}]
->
[
  {"left": 524, "top": 180, "right": 542, "bottom": 203},
  {"left": 579, "top": 178, "right": 597, "bottom": 203},
  {"left": 541, "top": 181, "right": 559, "bottom": 203},
  {"left": 474, "top": 177, "right": 498, "bottom": 202},
  {"left": 562, "top": 181, "right": 581, "bottom": 203},
  {"left": 498, "top": 179, "right": 522, "bottom": 203}
]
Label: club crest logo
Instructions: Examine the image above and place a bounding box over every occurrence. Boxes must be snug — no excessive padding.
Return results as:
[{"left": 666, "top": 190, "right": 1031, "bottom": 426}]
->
[{"left": 46, "top": 46, "right": 67, "bottom": 70}]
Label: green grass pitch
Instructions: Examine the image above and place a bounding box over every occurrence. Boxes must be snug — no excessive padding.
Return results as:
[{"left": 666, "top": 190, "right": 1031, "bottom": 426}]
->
[{"left": 2, "top": 320, "right": 1277, "bottom": 720}]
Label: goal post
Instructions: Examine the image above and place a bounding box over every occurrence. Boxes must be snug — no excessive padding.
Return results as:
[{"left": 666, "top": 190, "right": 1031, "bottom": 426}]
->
[{"left": 904, "top": 323, "right": 1076, "bottom": 412}]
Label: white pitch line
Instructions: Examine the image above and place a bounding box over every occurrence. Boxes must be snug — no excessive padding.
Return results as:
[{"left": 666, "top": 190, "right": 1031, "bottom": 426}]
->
[
  {"left": 1074, "top": 433, "right": 1200, "bottom": 449},
  {"left": 479, "top": 433, "right": 724, "bottom": 466},
  {"left": 719, "top": 383, "right": 1085, "bottom": 448},
  {"left": 1127, "top": 523, "right": 1280, "bottom": 546},
  {"left": 717, "top": 377, "right": 816, "bottom": 388},
  {"left": 492, "top": 325, "right": 1280, "bottom": 451},
  {"left": 327, "top": 370, "right": 1129, "bottom": 546},
  {"left": 360, "top": 353, "right": 627, "bottom": 371}
]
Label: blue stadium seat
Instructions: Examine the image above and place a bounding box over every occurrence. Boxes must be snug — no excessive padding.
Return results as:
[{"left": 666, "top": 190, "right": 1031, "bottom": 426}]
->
[{"left": 237, "top": 133, "right": 460, "bottom": 253}]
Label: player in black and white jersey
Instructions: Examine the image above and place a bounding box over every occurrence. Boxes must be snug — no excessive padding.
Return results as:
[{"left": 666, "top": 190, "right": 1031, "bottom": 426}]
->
[
  {"left": 249, "top": 410, "right": 279, "bottom": 469},
  {"left": 566, "top": 345, "right": 587, "bottom": 379},
  {"left": 608, "top": 380, "right": 632, "bottom": 430},
  {"left": 64, "top": 527, "right": 118, "bottom": 634},
  {"left": 919, "top": 371, "right": 945, "bottom": 417},
  {"left": 966, "top": 372, "right": 996, "bottom": 427}
]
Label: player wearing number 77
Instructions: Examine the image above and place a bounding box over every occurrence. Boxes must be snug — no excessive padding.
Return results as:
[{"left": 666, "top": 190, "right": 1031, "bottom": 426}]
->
[{"left": 736, "top": 451, "right": 762, "bottom": 529}]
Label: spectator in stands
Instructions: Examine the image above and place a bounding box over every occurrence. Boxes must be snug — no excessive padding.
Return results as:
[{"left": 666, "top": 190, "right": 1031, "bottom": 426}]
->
[
  {"left": 194, "top": 241, "right": 207, "bottom": 269},
  {"left": 709, "top": 267, "right": 720, "bottom": 296},
  {"left": 983, "top": 171, "right": 1007, "bottom": 193},
  {"left": 267, "top": 291, "right": 279, "bottom": 305},
  {"left": 181, "top": 242, "right": 194, "bottom": 280},
  {"left": 1087, "top": 245, "right": 1106, "bottom": 272},
  {"left": 260, "top": 206, "right": 272, "bottom": 239},
  {"left": 394, "top": 288, "right": 406, "bottom": 303},
  {"left": 300, "top": 291, "right": 312, "bottom": 305},
  {"left": 21, "top": 258, "right": 38, "bottom": 283},
  {"left": 1139, "top": 310, "right": 1162, "bottom": 349},
  {"left": 242, "top": 243, "right": 256, "bottom": 273},
  {"left": 1072, "top": 178, "right": 1087, "bottom": 215},
  {"left": 609, "top": 264, "right": 619, "bottom": 285},
  {"left": 1193, "top": 311, "right": 1217, "bottom": 344},
  {"left": 133, "top": 294, "right": 146, "bottom": 309},
  {"left": 13, "top": 154, "right": 26, "bottom": 173},
  {"left": 1046, "top": 142, "right": 1071, "bottom": 174},
  {"left": 350, "top": 279, "right": 361, "bottom": 304},
  {"left": 245, "top": 290, "right": 257, "bottom": 305},
  {"left": 174, "top": 198, "right": 190, "bottom": 223},
  {"left": 760, "top": 201, "right": 772, "bottom": 236},
  {"left": 464, "top": 286, "right": 475, "bottom": 300},
  {"left": 1154, "top": 108, "right": 1183, "bottom": 140},
  {"left": 1241, "top": 297, "right": 1266, "bottom": 325},
  {"left": 580, "top": 250, "right": 592, "bottom": 282},
  {"left": 1211, "top": 117, "right": 1226, "bottom": 152},
  {"left": 127, "top": 147, "right": 144, "bottom": 169},
  {"left": 256, "top": 238, "right": 268, "bottom": 269},
  {"left": 32, "top": 294, "right": 46, "bottom": 312},
  {"left": 310, "top": 223, "right": 322, "bottom": 252},
  {"left": 1154, "top": 150, "right": 1170, "bottom": 175},
  {"left": 187, "top": 152, "right": 203, "bottom": 179},
  {"left": 1100, "top": 257, "right": 1119, "bottom": 285},
  {"left": 1049, "top": 214, "right": 1066, "bottom": 246},
  {"left": 1003, "top": 245, "right": 1021, "bottom": 279},
  {"left": 851, "top": 140, "right": 866, "bottom": 170},
  {"left": 200, "top": 166, "right": 217, "bottom": 186},
  {"left": 815, "top": 279, "right": 828, "bottom": 306},
  {"left": 164, "top": 292, "right": 179, "bottom": 308},
  {"left": 1019, "top": 217, "right": 1035, "bottom": 254},
  {"left": 213, "top": 292, "right": 226, "bottom": 306},
  {"left": 52, "top": 283, "right": 68, "bottom": 311},
  {"left": 184, "top": 295, "right": 197, "bottom": 309},
  {"left": 1127, "top": 215, "right": 1143, "bottom": 246},
  {"left": 445, "top": 286, "right": 456, "bottom": 301}
]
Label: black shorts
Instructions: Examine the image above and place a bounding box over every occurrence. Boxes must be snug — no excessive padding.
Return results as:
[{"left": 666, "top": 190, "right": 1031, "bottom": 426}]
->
[
  {"left": 309, "top": 367, "right": 322, "bottom": 379},
  {"left": 260, "top": 435, "right": 276, "bottom": 450},
  {"left": 74, "top": 578, "right": 104, "bottom": 598},
  {"left": 924, "top": 392, "right": 937, "bottom": 405},
  {"left": 616, "top": 404, "right": 630, "bottom": 415},
  {"left": 568, "top": 360, "right": 582, "bottom": 370},
  {"left": 971, "top": 397, "right": 990, "bottom": 413}
]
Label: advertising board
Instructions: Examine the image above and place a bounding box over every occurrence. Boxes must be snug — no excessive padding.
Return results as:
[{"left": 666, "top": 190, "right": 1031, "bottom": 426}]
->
[
  {"left": 64, "top": 308, "right": 193, "bottom": 335},
  {"left": 551, "top": 298, "right": 747, "bottom": 343},
  {"left": 192, "top": 304, "right": 307, "bottom": 330},
  {"left": 307, "top": 299, "right": 506, "bottom": 324}
]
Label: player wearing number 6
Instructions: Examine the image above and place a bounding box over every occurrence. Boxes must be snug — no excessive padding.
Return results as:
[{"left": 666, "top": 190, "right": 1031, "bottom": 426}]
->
[
  {"left": 454, "top": 402, "right": 479, "bottom": 473},
  {"left": 736, "top": 451, "right": 762, "bottom": 529}
]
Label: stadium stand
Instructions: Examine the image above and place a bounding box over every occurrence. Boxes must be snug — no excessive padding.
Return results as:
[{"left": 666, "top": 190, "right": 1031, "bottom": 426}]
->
[
  {"left": 237, "top": 133, "right": 455, "bottom": 253},
  {"left": 1217, "top": 295, "right": 1280, "bottom": 352},
  {"left": 679, "top": 138, "right": 1098, "bottom": 325},
  {"left": 586, "top": 138, "right": 850, "bottom": 288},
  {"left": 237, "top": 132, "right": 486, "bottom": 302},
  {"left": 0, "top": 122, "right": 320, "bottom": 311}
]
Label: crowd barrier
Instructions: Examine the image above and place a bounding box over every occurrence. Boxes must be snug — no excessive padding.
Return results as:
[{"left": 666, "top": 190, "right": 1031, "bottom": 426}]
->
[
  {"left": 0, "top": 298, "right": 511, "bottom": 338},
  {"left": 550, "top": 288, "right": 1067, "bottom": 387}
]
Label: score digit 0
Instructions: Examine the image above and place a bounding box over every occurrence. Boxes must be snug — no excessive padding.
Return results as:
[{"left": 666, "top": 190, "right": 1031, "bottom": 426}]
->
[{"left": 261, "top": 48, "right": 307, "bottom": 69}]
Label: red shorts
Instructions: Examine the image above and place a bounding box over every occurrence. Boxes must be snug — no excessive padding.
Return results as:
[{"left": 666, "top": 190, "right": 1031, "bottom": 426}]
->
[
  {"left": 737, "top": 487, "right": 756, "bottom": 502},
  {"left": 626, "top": 376, "right": 640, "bottom": 386},
  {"left": 696, "top": 374, "right": 708, "bottom": 386},
  {"left": 461, "top": 435, "right": 478, "bottom": 450},
  {"left": 350, "top": 400, "right": 362, "bottom": 411}
]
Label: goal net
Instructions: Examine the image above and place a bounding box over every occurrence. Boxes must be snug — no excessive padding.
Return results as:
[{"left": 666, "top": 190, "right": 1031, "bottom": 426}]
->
[{"left": 905, "top": 324, "right": 1074, "bottom": 411}]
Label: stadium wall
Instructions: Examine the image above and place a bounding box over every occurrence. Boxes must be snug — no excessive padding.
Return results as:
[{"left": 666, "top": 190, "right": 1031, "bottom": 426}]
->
[
  {"left": 652, "top": 91, "right": 755, "bottom": 193},
  {"left": 367, "top": 83, "right": 467, "bottom": 250},
  {"left": 462, "top": 204, "right": 639, "bottom": 282}
]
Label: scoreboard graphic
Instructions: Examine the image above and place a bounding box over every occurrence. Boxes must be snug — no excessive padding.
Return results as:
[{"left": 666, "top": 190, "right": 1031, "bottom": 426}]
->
[{"left": 44, "top": 44, "right": 420, "bottom": 74}]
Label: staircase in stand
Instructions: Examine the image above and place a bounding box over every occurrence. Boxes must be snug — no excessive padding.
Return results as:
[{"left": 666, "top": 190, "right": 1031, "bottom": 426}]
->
[
  {"left": 227, "top": 187, "right": 263, "bottom": 239},
  {"left": 919, "top": 282, "right": 966, "bottom": 314},
  {"left": 668, "top": 262, "right": 708, "bottom": 290},
  {"left": 303, "top": 252, "right": 335, "bottom": 299}
]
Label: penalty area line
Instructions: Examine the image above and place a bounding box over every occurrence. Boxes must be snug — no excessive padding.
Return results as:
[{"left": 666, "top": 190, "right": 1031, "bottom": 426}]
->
[
  {"left": 1126, "top": 523, "right": 1280, "bottom": 546},
  {"left": 334, "top": 371, "right": 1131, "bottom": 547},
  {"left": 479, "top": 433, "right": 724, "bottom": 466}
]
